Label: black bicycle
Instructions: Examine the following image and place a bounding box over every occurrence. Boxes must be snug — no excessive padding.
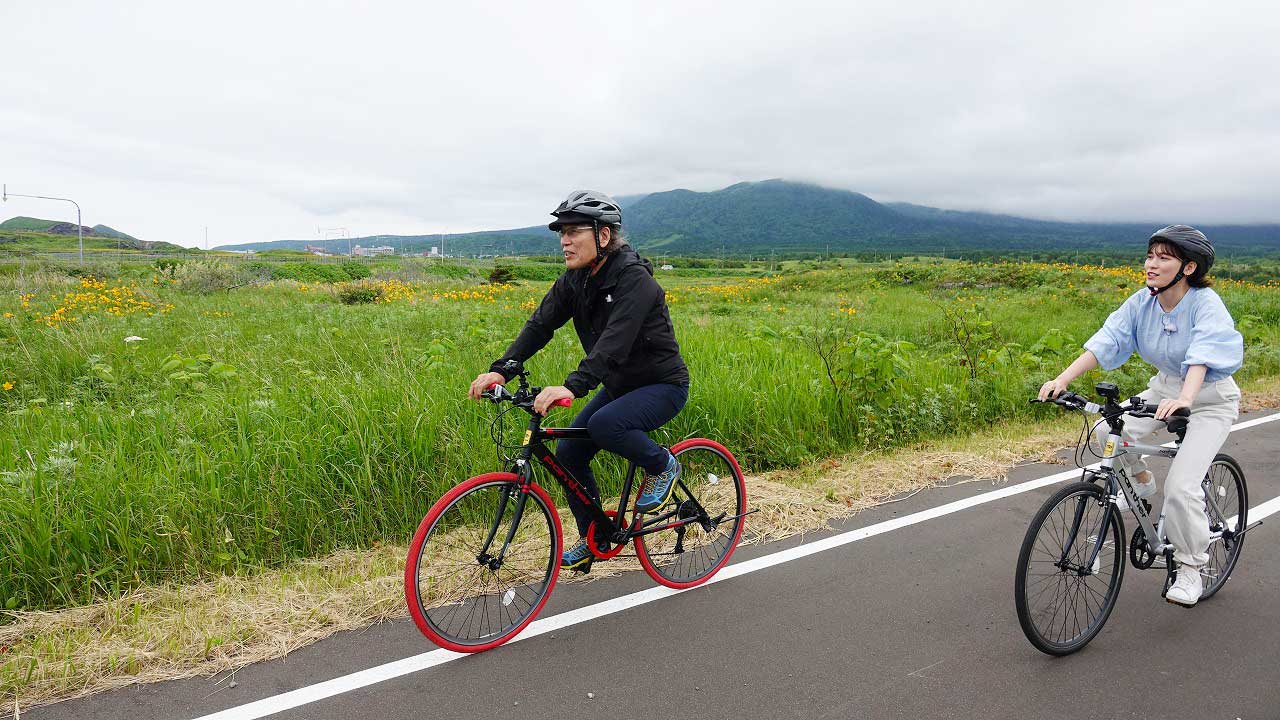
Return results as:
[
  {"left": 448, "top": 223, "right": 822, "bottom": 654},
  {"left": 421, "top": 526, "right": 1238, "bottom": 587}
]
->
[
  {"left": 1014, "top": 381, "right": 1259, "bottom": 655},
  {"left": 405, "top": 367, "right": 751, "bottom": 652}
]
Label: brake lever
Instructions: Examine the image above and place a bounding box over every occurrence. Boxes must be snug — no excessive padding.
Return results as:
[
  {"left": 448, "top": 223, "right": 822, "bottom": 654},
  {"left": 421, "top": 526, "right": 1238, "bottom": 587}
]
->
[{"left": 484, "top": 383, "right": 512, "bottom": 403}]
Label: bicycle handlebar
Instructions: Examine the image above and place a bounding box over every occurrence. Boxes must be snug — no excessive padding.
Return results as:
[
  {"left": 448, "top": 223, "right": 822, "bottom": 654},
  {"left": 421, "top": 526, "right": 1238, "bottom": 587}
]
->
[
  {"left": 1031, "top": 391, "right": 1190, "bottom": 430},
  {"left": 483, "top": 383, "right": 572, "bottom": 411}
]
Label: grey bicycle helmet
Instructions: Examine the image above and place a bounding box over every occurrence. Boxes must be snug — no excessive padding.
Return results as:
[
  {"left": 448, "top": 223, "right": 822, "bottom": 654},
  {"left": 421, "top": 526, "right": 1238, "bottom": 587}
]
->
[
  {"left": 549, "top": 190, "right": 623, "bottom": 268},
  {"left": 547, "top": 190, "right": 622, "bottom": 231},
  {"left": 1147, "top": 224, "right": 1214, "bottom": 294}
]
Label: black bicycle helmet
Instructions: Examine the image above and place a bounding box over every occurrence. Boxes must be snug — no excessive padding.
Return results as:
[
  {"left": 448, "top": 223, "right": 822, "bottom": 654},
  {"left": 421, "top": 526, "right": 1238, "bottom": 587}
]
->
[
  {"left": 548, "top": 190, "right": 622, "bottom": 267},
  {"left": 1147, "top": 224, "right": 1214, "bottom": 295}
]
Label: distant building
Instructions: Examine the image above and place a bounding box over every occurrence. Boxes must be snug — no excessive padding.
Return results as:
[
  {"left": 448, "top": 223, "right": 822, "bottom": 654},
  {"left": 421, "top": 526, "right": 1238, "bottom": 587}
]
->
[
  {"left": 421, "top": 246, "right": 443, "bottom": 258},
  {"left": 305, "top": 244, "right": 333, "bottom": 257},
  {"left": 353, "top": 245, "right": 395, "bottom": 257}
]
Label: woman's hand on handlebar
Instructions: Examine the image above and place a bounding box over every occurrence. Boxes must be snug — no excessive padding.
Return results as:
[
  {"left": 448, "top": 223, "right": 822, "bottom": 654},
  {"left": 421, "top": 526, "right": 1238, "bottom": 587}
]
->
[
  {"left": 468, "top": 371, "right": 507, "bottom": 401},
  {"left": 1038, "top": 378, "right": 1070, "bottom": 401},
  {"left": 1154, "top": 397, "right": 1191, "bottom": 420},
  {"left": 533, "top": 385, "right": 574, "bottom": 416}
]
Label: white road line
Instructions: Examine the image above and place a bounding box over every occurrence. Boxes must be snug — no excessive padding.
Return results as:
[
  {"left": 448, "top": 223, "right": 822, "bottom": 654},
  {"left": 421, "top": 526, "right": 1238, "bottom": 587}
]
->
[{"left": 191, "top": 411, "right": 1280, "bottom": 720}]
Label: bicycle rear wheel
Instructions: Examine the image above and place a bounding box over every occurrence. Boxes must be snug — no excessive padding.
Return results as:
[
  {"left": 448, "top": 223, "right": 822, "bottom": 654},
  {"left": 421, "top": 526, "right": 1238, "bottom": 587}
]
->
[
  {"left": 405, "top": 473, "right": 561, "bottom": 652},
  {"left": 634, "top": 439, "right": 747, "bottom": 589},
  {"left": 1200, "top": 454, "right": 1247, "bottom": 600},
  {"left": 1015, "top": 481, "right": 1125, "bottom": 656}
]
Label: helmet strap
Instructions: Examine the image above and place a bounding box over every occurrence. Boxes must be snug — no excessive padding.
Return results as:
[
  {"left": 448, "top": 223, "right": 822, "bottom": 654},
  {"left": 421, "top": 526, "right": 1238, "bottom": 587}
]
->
[{"left": 590, "top": 220, "right": 607, "bottom": 271}]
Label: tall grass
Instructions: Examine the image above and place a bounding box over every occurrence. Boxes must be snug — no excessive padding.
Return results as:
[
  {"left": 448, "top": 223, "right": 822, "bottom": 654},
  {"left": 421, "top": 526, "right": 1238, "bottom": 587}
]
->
[{"left": 1, "top": 259, "right": 1277, "bottom": 611}]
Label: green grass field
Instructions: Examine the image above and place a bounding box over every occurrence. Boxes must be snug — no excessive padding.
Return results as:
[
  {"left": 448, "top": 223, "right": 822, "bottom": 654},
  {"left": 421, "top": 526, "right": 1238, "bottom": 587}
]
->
[{"left": 1, "top": 255, "right": 1278, "bottom": 613}]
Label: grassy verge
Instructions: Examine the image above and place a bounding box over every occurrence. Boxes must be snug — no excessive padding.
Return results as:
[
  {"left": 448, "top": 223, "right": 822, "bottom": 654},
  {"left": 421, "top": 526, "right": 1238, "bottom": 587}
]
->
[
  {"left": 7, "top": 374, "right": 1280, "bottom": 714},
  {"left": 0, "top": 413, "right": 1073, "bottom": 711}
]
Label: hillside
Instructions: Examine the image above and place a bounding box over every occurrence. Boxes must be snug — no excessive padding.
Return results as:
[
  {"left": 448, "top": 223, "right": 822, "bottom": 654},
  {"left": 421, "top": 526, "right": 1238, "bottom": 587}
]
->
[
  {"left": 214, "top": 181, "right": 1280, "bottom": 258},
  {"left": 0, "top": 229, "right": 188, "bottom": 254},
  {"left": 0, "top": 216, "right": 68, "bottom": 232},
  {"left": 91, "top": 224, "right": 139, "bottom": 242},
  {"left": 1, "top": 216, "right": 141, "bottom": 242}
]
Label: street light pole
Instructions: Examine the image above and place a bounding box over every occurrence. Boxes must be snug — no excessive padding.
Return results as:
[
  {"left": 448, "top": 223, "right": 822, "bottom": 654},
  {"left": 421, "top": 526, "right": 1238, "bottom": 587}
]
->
[{"left": 3, "top": 184, "right": 84, "bottom": 264}]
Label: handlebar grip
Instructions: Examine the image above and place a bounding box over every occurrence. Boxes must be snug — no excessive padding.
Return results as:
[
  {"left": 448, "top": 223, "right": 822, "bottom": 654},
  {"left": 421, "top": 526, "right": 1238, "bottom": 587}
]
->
[{"left": 553, "top": 398, "right": 572, "bottom": 408}]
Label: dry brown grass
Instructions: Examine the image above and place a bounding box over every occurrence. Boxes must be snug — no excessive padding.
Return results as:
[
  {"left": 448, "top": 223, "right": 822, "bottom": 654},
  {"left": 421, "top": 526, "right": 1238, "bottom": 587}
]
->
[
  {"left": 6, "top": 395, "right": 1277, "bottom": 715},
  {"left": 1241, "top": 374, "right": 1280, "bottom": 412}
]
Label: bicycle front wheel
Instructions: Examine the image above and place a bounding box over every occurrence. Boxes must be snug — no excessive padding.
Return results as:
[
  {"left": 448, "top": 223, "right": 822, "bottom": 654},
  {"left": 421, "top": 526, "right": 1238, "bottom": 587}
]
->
[
  {"left": 1014, "top": 481, "right": 1125, "bottom": 656},
  {"left": 634, "top": 439, "right": 747, "bottom": 589},
  {"left": 1200, "top": 454, "right": 1247, "bottom": 601},
  {"left": 404, "top": 473, "right": 562, "bottom": 652}
]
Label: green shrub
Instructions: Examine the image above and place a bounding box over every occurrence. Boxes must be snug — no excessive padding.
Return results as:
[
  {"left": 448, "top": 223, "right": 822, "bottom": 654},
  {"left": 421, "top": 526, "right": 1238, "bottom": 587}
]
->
[
  {"left": 340, "top": 261, "right": 372, "bottom": 280},
  {"left": 64, "top": 262, "right": 115, "bottom": 280},
  {"left": 488, "top": 265, "right": 516, "bottom": 284},
  {"left": 510, "top": 264, "right": 562, "bottom": 282},
  {"left": 338, "top": 284, "right": 383, "bottom": 304},
  {"left": 153, "top": 258, "right": 183, "bottom": 276},
  {"left": 172, "top": 260, "right": 242, "bottom": 293}
]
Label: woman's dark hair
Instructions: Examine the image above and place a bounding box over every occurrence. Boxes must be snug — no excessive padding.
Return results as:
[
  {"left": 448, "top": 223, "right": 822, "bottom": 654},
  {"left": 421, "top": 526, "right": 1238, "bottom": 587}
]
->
[{"left": 1148, "top": 240, "right": 1212, "bottom": 288}]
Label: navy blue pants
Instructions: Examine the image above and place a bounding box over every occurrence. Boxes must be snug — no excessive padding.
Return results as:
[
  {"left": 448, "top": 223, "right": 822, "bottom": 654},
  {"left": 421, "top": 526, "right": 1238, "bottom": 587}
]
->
[{"left": 555, "top": 383, "right": 689, "bottom": 539}]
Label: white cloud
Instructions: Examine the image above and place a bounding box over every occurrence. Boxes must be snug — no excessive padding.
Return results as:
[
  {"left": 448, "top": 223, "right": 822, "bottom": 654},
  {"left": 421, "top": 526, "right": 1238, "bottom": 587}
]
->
[{"left": 4, "top": 0, "right": 1279, "bottom": 247}]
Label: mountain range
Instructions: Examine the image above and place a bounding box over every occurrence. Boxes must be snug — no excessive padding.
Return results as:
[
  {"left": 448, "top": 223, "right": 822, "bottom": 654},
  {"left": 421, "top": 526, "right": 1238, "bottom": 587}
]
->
[{"left": 210, "top": 179, "right": 1279, "bottom": 258}]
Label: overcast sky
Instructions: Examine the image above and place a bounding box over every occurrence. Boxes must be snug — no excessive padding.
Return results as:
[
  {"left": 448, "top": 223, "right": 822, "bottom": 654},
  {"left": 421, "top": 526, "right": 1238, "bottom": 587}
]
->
[{"left": 5, "top": 1, "right": 1279, "bottom": 247}]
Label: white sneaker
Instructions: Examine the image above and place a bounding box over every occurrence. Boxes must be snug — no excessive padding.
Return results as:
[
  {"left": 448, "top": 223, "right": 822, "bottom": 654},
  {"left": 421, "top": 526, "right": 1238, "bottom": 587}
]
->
[
  {"left": 1114, "top": 477, "right": 1157, "bottom": 512},
  {"left": 1166, "top": 565, "right": 1203, "bottom": 607}
]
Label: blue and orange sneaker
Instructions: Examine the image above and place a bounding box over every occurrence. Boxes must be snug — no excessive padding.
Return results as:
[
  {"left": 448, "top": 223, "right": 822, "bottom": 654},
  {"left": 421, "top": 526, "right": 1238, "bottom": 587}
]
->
[
  {"left": 561, "top": 539, "right": 594, "bottom": 573},
  {"left": 636, "top": 452, "right": 681, "bottom": 512}
]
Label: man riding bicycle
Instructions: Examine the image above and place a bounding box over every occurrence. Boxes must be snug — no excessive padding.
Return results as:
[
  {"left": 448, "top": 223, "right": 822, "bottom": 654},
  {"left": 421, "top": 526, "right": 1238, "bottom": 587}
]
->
[
  {"left": 1038, "top": 225, "right": 1244, "bottom": 607},
  {"left": 467, "top": 190, "right": 690, "bottom": 573}
]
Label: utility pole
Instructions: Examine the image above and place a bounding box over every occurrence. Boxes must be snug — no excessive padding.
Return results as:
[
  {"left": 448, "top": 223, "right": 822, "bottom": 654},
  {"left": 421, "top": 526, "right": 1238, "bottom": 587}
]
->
[{"left": 3, "top": 184, "right": 84, "bottom": 264}]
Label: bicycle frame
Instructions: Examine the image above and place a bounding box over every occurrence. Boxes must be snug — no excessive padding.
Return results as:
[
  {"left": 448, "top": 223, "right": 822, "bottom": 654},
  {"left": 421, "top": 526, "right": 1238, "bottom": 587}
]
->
[
  {"left": 478, "top": 410, "right": 717, "bottom": 567},
  {"left": 1075, "top": 422, "right": 1237, "bottom": 577},
  {"left": 1077, "top": 432, "right": 1172, "bottom": 572}
]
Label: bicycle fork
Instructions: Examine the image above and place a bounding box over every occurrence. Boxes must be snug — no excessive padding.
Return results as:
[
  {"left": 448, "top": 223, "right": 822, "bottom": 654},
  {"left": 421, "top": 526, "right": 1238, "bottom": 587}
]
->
[
  {"left": 1057, "top": 492, "right": 1111, "bottom": 576},
  {"left": 476, "top": 471, "right": 534, "bottom": 571}
]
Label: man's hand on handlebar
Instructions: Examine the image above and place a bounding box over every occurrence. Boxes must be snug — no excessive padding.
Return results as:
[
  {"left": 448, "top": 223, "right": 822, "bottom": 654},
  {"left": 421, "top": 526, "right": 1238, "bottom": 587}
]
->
[
  {"left": 533, "top": 385, "right": 574, "bottom": 416},
  {"left": 468, "top": 372, "right": 507, "bottom": 401}
]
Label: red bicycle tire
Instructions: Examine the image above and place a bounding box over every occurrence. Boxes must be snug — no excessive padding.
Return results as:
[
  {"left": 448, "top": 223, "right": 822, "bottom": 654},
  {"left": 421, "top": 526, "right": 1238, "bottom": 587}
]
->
[
  {"left": 404, "top": 472, "right": 563, "bottom": 652},
  {"left": 634, "top": 438, "right": 747, "bottom": 589}
]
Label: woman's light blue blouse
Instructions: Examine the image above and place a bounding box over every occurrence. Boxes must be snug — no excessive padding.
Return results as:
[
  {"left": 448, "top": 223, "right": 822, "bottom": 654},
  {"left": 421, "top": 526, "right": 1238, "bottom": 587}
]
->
[{"left": 1083, "top": 287, "right": 1243, "bottom": 382}]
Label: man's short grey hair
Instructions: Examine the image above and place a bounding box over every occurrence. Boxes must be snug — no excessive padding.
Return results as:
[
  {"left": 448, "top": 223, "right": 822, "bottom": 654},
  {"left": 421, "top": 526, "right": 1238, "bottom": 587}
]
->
[{"left": 603, "top": 224, "right": 624, "bottom": 251}]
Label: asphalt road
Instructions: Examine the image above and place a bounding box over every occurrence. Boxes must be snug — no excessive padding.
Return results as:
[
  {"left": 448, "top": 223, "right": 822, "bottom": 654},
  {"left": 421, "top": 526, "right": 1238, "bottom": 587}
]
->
[{"left": 31, "top": 409, "right": 1280, "bottom": 720}]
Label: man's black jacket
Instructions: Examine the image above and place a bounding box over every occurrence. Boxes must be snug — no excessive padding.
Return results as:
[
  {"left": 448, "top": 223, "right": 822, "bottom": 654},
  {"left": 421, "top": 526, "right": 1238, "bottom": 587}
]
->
[{"left": 490, "top": 244, "right": 689, "bottom": 398}]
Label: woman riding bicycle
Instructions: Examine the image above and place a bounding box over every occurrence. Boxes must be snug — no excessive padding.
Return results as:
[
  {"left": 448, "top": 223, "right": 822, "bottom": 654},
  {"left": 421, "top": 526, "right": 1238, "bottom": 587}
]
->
[
  {"left": 1038, "top": 224, "right": 1243, "bottom": 607},
  {"left": 467, "top": 190, "right": 690, "bottom": 573}
]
